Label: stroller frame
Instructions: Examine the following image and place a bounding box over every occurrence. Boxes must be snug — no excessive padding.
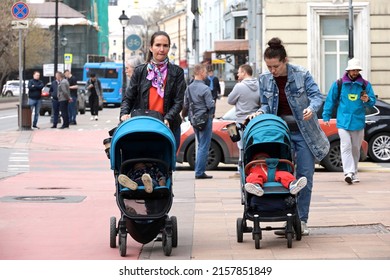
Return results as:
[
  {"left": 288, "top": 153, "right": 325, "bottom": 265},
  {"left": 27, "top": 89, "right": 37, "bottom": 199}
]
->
[
  {"left": 108, "top": 116, "right": 178, "bottom": 257},
  {"left": 234, "top": 114, "right": 302, "bottom": 249}
]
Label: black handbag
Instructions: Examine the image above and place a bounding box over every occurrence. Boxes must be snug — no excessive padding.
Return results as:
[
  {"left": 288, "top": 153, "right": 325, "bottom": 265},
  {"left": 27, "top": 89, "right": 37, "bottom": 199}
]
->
[{"left": 187, "top": 88, "right": 209, "bottom": 131}]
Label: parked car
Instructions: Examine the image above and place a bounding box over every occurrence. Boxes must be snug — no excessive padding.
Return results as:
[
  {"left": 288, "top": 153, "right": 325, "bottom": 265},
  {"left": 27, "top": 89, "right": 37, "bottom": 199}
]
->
[
  {"left": 1, "top": 80, "right": 28, "bottom": 97},
  {"left": 318, "top": 96, "right": 390, "bottom": 163},
  {"left": 82, "top": 81, "right": 103, "bottom": 111},
  {"left": 364, "top": 98, "right": 390, "bottom": 162},
  {"left": 176, "top": 107, "right": 368, "bottom": 172},
  {"left": 40, "top": 81, "right": 86, "bottom": 116}
]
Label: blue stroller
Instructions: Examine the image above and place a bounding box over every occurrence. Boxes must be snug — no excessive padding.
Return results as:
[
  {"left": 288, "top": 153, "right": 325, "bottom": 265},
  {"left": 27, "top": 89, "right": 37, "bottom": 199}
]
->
[
  {"left": 235, "top": 114, "right": 302, "bottom": 249},
  {"left": 109, "top": 116, "right": 178, "bottom": 256}
]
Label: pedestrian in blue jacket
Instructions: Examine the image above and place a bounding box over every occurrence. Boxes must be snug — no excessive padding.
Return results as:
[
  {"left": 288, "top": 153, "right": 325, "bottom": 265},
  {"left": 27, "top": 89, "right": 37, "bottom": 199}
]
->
[{"left": 322, "top": 58, "right": 376, "bottom": 184}]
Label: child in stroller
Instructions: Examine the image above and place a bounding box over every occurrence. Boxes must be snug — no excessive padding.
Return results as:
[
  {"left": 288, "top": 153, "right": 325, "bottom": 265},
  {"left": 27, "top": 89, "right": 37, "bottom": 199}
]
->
[
  {"left": 244, "top": 152, "right": 307, "bottom": 197},
  {"left": 118, "top": 162, "right": 167, "bottom": 193}
]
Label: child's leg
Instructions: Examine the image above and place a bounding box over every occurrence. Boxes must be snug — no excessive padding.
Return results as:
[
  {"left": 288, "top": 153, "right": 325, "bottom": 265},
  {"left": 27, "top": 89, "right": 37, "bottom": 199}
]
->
[
  {"left": 275, "top": 170, "right": 296, "bottom": 189},
  {"left": 275, "top": 171, "right": 307, "bottom": 194}
]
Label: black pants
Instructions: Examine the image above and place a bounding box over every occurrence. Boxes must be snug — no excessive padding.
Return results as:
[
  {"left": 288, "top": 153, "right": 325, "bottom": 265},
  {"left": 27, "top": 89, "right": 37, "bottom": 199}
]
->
[
  {"left": 59, "top": 100, "right": 69, "bottom": 128},
  {"left": 89, "top": 94, "right": 99, "bottom": 116}
]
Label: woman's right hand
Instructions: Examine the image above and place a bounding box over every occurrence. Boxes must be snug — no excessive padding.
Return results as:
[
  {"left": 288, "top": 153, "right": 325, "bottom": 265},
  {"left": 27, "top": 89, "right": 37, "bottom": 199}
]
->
[{"left": 247, "top": 111, "right": 262, "bottom": 121}]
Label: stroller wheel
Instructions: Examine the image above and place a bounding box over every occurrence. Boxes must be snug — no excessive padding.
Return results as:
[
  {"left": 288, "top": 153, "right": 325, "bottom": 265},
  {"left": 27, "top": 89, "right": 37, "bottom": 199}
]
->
[
  {"left": 253, "top": 233, "right": 260, "bottom": 249},
  {"left": 171, "top": 216, "right": 178, "bottom": 248},
  {"left": 236, "top": 218, "right": 244, "bottom": 243},
  {"left": 294, "top": 215, "right": 302, "bottom": 241},
  {"left": 287, "top": 232, "right": 293, "bottom": 248},
  {"left": 162, "top": 230, "right": 172, "bottom": 256},
  {"left": 119, "top": 233, "right": 127, "bottom": 257},
  {"left": 110, "top": 216, "right": 117, "bottom": 248}
]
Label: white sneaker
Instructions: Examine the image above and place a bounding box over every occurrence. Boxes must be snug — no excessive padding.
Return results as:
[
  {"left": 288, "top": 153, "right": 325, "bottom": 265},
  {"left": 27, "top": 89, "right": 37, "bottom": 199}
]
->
[
  {"left": 141, "top": 173, "right": 153, "bottom": 193},
  {"left": 118, "top": 174, "right": 138, "bottom": 190},
  {"left": 90, "top": 116, "right": 94, "bottom": 121},
  {"left": 244, "top": 183, "right": 264, "bottom": 197},
  {"left": 301, "top": 221, "right": 310, "bottom": 236},
  {"left": 94, "top": 116, "right": 98, "bottom": 121},
  {"left": 289, "top": 177, "right": 307, "bottom": 195},
  {"left": 344, "top": 173, "right": 353, "bottom": 184},
  {"left": 352, "top": 174, "right": 360, "bottom": 183}
]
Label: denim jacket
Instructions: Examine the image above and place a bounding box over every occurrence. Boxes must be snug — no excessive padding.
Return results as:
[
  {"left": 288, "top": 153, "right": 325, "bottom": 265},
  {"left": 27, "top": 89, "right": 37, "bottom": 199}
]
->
[{"left": 258, "top": 63, "right": 330, "bottom": 161}]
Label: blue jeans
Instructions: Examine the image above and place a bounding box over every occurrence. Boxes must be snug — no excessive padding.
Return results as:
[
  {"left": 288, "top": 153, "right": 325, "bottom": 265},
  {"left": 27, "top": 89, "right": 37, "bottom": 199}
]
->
[
  {"left": 194, "top": 118, "right": 213, "bottom": 177},
  {"left": 28, "top": 98, "right": 41, "bottom": 127},
  {"left": 51, "top": 98, "right": 60, "bottom": 127},
  {"left": 68, "top": 95, "right": 77, "bottom": 123},
  {"left": 290, "top": 131, "right": 315, "bottom": 223}
]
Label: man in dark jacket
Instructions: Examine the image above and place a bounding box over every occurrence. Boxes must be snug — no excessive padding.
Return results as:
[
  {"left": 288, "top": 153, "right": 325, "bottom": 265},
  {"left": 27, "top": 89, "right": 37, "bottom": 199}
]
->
[
  {"left": 28, "top": 71, "right": 44, "bottom": 128},
  {"left": 49, "top": 72, "right": 61, "bottom": 128},
  {"left": 204, "top": 67, "right": 221, "bottom": 102}
]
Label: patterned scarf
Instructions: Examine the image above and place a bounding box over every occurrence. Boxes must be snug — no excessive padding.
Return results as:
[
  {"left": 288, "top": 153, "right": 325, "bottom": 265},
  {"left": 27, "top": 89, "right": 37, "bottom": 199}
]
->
[{"left": 146, "top": 57, "right": 169, "bottom": 98}]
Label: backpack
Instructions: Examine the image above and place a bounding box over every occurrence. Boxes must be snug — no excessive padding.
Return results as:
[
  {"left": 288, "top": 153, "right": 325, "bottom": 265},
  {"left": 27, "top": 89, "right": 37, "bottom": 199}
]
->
[{"left": 336, "top": 78, "right": 367, "bottom": 101}]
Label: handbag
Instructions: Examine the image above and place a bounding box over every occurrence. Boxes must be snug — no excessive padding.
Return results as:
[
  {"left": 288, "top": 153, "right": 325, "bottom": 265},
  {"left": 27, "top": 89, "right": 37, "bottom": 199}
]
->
[{"left": 187, "top": 87, "right": 209, "bottom": 131}]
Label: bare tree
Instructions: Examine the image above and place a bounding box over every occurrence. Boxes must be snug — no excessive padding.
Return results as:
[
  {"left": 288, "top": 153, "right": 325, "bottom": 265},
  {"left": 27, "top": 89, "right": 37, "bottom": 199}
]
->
[{"left": 0, "top": 0, "right": 52, "bottom": 90}]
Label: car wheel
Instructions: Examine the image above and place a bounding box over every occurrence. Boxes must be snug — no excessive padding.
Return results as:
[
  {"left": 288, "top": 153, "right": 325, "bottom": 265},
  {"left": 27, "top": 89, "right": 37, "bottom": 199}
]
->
[
  {"left": 186, "top": 141, "right": 222, "bottom": 170},
  {"left": 368, "top": 133, "right": 390, "bottom": 162},
  {"left": 5, "top": 91, "right": 13, "bottom": 97},
  {"left": 320, "top": 140, "right": 343, "bottom": 172},
  {"left": 39, "top": 109, "right": 45, "bottom": 116}
]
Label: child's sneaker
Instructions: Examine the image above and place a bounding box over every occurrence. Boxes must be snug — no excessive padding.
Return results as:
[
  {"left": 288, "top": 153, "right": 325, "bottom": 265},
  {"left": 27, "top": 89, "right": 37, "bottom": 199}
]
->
[
  {"left": 142, "top": 173, "right": 154, "bottom": 193},
  {"left": 289, "top": 177, "right": 307, "bottom": 195},
  {"left": 244, "top": 183, "right": 264, "bottom": 197},
  {"left": 344, "top": 173, "right": 353, "bottom": 184},
  {"left": 118, "top": 174, "right": 138, "bottom": 190}
]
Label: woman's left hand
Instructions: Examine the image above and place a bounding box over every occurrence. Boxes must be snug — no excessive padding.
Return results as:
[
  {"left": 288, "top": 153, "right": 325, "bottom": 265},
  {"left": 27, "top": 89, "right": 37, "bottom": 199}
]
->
[
  {"left": 303, "top": 108, "right": 313, "bottom": 120},
  {"left": 164, "top": 119, "right": 170, "bottom": 127}
]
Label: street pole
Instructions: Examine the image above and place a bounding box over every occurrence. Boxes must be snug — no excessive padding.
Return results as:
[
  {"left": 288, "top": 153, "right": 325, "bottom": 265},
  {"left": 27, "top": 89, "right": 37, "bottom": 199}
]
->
[
  {"left": 348, "top": 0, "right": 354, "bottom": 59},
  {"left": 119, "top": 10, "right": 129, "bottom": 98},
  {"left": 54, "top": 0, "right": 59, "bottom": 74},
  {"left": 122, "top": 25, "right": 126, "bottom": 95},
  {"left": 18, "top": 29, "right": 22, "bottom": 130}
]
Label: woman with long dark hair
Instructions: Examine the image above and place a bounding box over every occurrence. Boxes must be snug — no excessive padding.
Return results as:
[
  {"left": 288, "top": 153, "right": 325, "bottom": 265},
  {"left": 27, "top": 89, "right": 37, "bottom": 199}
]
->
[{"left": 120, "top": 31, "right": 186, "bottom": 150}]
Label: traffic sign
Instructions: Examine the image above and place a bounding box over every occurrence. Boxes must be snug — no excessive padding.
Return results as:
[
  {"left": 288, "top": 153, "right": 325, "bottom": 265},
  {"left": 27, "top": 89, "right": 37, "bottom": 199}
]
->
[
  {"left": 11, "top": 1, "right": 30, "bottom": 20},
  {"left": 126, "top": 34, "right": 142, "bottom": 51},
  {"left": 11, "top": 20, "right": 29, "bottom": 29},
  {"left": 64, "top": 53, "right": 73, "bottom": 64}
]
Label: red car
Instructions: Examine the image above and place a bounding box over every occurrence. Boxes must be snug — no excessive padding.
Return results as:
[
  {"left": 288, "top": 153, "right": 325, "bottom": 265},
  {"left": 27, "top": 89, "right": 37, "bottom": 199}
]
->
[{"left": 176, "top": 108, "right": 368, "bottom": 172}]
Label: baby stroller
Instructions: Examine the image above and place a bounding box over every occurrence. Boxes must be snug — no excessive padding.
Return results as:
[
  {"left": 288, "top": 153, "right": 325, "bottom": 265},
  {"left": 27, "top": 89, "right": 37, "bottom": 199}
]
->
[
  {"left": 109, "top": 116, "right": 178, "bottom": 257},
  {"left": 233, "top": 114, "right": 302, "bottom": 249}
]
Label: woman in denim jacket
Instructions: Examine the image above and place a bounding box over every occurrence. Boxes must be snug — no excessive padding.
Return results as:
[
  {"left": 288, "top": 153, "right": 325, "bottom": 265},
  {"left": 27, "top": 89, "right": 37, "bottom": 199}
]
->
[{"left": 249, "top": 37, "right": 329, "bottom": 235}]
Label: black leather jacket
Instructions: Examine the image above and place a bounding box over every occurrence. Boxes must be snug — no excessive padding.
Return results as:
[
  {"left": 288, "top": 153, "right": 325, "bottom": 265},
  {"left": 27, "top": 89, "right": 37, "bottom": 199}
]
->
[{"left": 120, "top": 63, "right": 186, "bottom": 130}]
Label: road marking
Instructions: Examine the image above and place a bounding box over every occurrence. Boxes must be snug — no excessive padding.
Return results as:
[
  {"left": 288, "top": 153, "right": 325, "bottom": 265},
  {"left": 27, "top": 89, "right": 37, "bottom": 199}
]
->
[
  {"left": 0, "top": 115, "right": 17, "bottom": 120},
  {"left": 7, "top": 150, "right": 29, "bottom": 173}
]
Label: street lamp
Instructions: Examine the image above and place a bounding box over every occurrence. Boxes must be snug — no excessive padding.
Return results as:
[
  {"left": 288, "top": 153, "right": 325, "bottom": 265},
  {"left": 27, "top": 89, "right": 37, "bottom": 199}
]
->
[{"left": 119, "top": 10, "right": 129, "bottom": 96}]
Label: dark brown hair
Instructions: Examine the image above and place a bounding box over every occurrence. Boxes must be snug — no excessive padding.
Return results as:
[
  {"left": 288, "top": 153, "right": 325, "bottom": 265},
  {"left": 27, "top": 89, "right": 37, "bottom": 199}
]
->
[
  {"left": 263, "top": 37, "right": 287, "bottom": 62},
  {"left": 146, "top": 31, "right": 171, "bottom": 62}
]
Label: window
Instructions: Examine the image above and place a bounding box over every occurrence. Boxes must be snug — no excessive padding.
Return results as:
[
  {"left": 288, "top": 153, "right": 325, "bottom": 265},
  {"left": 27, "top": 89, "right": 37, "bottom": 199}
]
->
[
  {"left": 109, "top": 0, "right": 118, "bottom": 6},
  {"left": 308, "top": 3, "right": 370, "bottom": 94},
  {"left": 321, "top": 17, "right": 349, "bottom": 93}
]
